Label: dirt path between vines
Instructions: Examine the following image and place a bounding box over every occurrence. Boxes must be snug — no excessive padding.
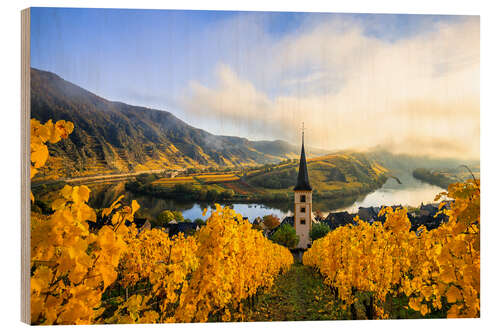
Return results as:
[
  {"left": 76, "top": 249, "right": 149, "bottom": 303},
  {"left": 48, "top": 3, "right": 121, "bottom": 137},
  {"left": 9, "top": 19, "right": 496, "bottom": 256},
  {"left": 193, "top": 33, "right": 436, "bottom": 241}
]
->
[{"left": 244, "top": 264, "right": 344, "bottom": 321}]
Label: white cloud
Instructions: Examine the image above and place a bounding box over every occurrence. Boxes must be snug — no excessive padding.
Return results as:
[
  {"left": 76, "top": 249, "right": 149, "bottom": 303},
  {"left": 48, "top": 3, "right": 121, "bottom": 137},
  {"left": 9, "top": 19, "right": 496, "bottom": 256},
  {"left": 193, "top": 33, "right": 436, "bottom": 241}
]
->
[{"left": 179, "top": 16, "right": 479, "bottom": 160}]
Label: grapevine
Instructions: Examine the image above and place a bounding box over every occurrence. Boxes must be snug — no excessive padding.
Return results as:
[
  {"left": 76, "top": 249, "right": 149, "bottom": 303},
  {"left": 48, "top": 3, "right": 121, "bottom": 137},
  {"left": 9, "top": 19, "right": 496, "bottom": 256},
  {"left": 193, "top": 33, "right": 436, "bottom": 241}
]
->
[
  {"left": 304, "top": 179, "right": 480, "bottom": 319},
  {"left": 30, "top": 118, "right": 293, "bottom": 324}
]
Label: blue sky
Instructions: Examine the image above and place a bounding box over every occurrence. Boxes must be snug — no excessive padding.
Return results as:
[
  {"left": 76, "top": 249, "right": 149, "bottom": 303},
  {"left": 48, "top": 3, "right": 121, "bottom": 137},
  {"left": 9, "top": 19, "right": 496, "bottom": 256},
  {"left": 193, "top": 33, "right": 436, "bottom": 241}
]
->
[
  {"left": 32, "top": 9, "right": 302, "bottom": 103},
  {"left": 30, "top": 8, "right": 479, "bottom": 158},
  {"left": 30, "top": 8, "right": 460, "bottom": 106}
]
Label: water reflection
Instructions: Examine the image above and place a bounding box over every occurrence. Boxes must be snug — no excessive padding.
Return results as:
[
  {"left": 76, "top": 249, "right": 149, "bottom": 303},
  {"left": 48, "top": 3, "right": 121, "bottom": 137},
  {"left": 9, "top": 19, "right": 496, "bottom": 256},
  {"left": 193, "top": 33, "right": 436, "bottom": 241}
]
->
[
  {"left": 334, "top": 180, "right": 443, "bottom": 214},
  {"left": 87, "top": 176, "right": 444, "bottom": 222},
  {"left": 182, "top": 203, "right": 292, "bottom": 222}
]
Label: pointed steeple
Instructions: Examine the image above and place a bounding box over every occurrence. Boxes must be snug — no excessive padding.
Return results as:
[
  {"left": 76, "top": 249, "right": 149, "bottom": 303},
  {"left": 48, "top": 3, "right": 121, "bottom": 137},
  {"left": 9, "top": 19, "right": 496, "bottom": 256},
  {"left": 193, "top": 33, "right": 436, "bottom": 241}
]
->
[{"left": 294, "top": 123, "right": 312, "bottom": 191}]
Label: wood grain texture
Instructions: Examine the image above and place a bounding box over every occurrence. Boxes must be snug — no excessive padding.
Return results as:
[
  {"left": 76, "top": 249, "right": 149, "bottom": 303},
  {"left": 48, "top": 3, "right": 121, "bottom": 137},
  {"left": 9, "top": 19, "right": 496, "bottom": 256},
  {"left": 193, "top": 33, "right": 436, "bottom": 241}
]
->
[{"left": 21, "top": 7, "right": 30, "bottom": 325}]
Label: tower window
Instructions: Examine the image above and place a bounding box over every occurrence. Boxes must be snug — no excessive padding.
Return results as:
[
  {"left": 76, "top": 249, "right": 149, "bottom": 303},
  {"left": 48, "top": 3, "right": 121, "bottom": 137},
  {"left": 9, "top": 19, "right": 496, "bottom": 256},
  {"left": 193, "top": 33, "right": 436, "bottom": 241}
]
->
[
  {"left": 300, "top": 195, "right": 306, "bottom": 202},
  {"left": 300, "top": 219, "right": 306, "bottom": 225},
  {"left": 300, "top": 206, "right": 306, "bottom": 213}
]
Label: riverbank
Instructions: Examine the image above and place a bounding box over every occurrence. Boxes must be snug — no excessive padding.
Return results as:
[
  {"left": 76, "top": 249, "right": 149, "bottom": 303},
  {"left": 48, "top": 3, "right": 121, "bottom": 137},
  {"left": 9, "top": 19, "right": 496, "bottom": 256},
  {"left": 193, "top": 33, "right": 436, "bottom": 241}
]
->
[
  {"left": 31, "top": 171, "right": 447, "bottom": 224},
  {"left": 124, "top": 174, "right": 388, "bottom": 205},
  {"left": 412, "top": 168, "right": 454, "bottom": 189}
]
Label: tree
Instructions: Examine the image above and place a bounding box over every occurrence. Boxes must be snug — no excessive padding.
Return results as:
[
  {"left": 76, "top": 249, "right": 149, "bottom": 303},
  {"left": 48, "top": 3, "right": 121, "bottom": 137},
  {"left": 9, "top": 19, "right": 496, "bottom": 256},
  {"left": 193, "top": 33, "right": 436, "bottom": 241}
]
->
[
  {"left": 136, "top": 173, "right": 156, "bottom": 185},
  {"left": 172, "top": 210, "right": 184, "bottom": 222},
  {"left": 262, "top": 214, "right": 280, "bottom": 230},
  {"left": 310, "top": 222, "right": 331, "bottom": 241},
  {"left": 194, "top": 218, "right": 205, "bottom": 226},
  {"left": 157, "top": 210, "right": 175, "bottom": 226},
  {"left": 206, "top": 189, "right": 218, "bottom": 201},
  {"left": 270, "top": 224, "right": 299, "bottom": 249}
]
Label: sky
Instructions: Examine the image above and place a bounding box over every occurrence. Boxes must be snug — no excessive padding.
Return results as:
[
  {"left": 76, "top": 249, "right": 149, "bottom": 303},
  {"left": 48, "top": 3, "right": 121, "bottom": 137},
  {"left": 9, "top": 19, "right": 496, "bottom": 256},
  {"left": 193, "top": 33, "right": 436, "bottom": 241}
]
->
[{"left": 31, "top": 8, "right": 480, "bottom": 159}]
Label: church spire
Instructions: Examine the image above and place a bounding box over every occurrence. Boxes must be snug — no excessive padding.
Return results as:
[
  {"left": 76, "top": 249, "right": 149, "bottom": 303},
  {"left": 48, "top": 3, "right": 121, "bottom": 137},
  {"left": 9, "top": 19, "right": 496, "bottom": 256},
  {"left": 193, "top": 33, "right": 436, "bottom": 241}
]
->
[{"left": 294, "top": 123, "right": 312, "bottom": 191}]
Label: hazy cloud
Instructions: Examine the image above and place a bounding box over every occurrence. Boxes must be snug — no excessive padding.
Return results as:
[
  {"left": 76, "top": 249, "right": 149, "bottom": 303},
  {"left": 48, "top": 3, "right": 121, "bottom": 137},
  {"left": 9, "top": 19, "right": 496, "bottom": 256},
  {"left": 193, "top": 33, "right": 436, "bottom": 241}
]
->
[{"left": 179, "top": 16, "right": 479, "bottom": 159}]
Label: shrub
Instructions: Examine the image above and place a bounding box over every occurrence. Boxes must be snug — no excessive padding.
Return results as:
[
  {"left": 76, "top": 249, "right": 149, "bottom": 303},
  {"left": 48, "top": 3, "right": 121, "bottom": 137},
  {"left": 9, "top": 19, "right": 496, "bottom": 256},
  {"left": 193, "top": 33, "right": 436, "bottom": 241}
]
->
[
  {"left": 194, "top": 218, "right": 206, "bottom": 225},
  {"left": 270, "top": 224, "right": 299, "bottom": 249},
  {"left": 172, "top": 210, "right": 184, "bottom": 222},
  {"left": 310, "top": 222, "right": 331, "bottom": 241},
  {"left": 262, "top": 214, "right": 280, "bottom": 230},
  {"left": 157, "top": 210, "right": 175, "bottom": 225}
]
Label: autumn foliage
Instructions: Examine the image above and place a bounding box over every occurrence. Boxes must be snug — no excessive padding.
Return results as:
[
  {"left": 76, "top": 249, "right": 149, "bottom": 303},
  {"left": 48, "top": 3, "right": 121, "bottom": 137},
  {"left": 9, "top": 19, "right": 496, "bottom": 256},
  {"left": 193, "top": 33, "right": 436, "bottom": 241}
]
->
[
  {"left": 30, "top": 119, "right": 73, "bottom": 200},
  {"left": 262, "top": 214, "right": 281, "bottom": 230},
  {"left": 303, "top": 179, "right": 480, "bottom": 319},
  {"left": 30, "top": 119, "right": 293, "bottom": 324},
  {"left": 30, "top": 118, "right": 479, "bottom": 323}
]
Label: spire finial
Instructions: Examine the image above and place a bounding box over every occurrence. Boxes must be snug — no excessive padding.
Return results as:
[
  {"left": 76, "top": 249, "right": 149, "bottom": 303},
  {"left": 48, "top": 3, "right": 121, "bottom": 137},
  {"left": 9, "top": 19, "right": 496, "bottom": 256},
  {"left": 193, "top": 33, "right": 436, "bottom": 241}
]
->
[{"left": 301, "top": 122, "right": 304, "bottom": 145}]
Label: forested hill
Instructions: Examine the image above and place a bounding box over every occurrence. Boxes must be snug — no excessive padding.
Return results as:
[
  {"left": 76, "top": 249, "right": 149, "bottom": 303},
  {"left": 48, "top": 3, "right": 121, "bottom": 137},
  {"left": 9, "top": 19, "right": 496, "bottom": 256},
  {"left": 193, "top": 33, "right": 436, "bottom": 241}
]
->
[{"left": 31, "top": 68, "right": 326, "bottom": 178}]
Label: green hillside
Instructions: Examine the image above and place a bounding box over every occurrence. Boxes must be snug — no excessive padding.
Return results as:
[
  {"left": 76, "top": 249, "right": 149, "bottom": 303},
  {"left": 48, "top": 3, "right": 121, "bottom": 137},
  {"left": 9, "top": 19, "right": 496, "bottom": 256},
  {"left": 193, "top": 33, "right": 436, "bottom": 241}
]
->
[
  {"left": 245, "top": 153, "right": 388, "bottom": 197},
  {"left": 128, "top": 152, "right": 388, "bottom": 206}
]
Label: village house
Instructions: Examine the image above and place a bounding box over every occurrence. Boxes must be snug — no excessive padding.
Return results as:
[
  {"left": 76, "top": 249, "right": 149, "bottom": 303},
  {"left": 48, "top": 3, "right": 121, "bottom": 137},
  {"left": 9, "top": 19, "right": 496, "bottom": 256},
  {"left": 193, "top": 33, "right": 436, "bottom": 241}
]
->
[
  {"left": 165, "top": 222, "right": 200, "bottom": 237},
  {"left": 323, "top": 211, "right": 354, "bottom": 230},
  {"left": 357, "top": 207, "right": 379, "bottom": 223}
]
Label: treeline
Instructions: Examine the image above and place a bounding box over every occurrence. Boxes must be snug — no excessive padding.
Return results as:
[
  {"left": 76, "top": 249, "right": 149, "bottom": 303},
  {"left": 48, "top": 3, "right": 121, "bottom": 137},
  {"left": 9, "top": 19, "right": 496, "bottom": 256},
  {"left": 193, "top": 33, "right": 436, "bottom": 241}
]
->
[
  {"left": 126, "top": 181, "right": 235, "bottom": 202},
  {"left": 126, "top": 177, "right": 291, "bottom": 203},
  {"left": 314, "top": 175, "right": 387, "bottom": 199},
  {"left": 412, "top": 168, "right": 454, "bottom": 189}
]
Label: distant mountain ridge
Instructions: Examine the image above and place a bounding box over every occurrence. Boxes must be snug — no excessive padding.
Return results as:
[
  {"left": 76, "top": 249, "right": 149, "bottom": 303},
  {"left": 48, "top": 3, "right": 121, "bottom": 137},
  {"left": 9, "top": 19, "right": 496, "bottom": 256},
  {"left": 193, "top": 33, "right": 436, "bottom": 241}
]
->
[{"left": 30, "top": 68, "right": 327, "bottom": 178}]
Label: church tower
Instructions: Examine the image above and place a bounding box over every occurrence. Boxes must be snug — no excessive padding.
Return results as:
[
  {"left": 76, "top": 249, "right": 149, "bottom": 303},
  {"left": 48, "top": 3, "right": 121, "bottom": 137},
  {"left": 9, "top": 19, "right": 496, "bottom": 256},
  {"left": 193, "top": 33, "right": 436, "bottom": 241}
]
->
[{"left": 294, "top": 124, "right": 313, "bottom": 249}]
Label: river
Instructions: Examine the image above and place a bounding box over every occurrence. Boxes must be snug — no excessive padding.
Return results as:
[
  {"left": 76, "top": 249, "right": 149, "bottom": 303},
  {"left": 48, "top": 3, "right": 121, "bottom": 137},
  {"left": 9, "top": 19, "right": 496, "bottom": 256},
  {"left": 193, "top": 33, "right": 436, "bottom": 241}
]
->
[
  {"left": 86, "top": 173, "right": 444, "bottom": 222},
  {"left": 338, "top": 175, "right": 444, "bottom": 214}
]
